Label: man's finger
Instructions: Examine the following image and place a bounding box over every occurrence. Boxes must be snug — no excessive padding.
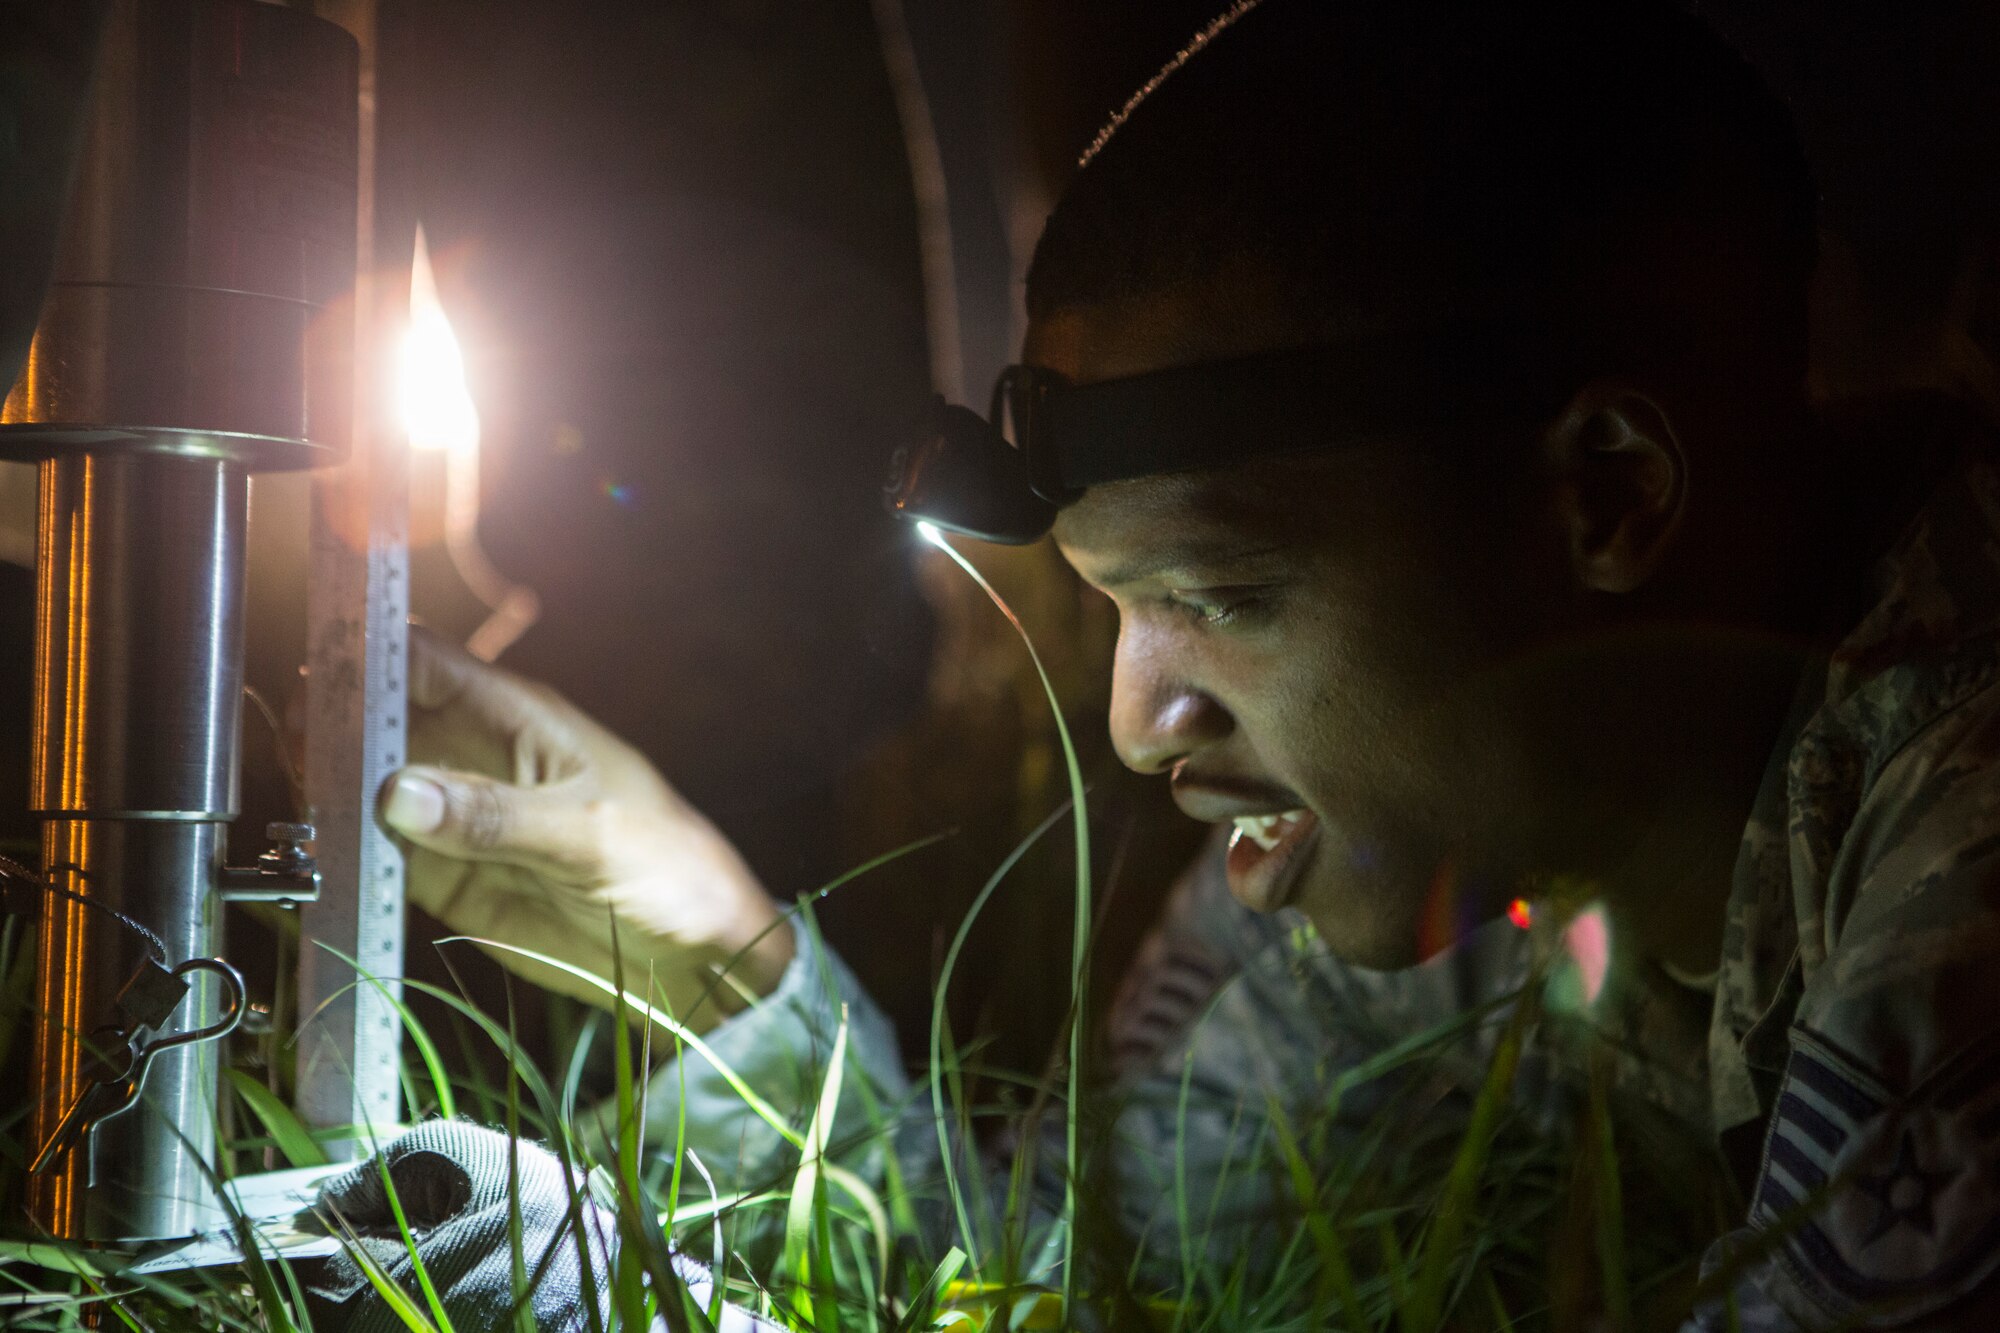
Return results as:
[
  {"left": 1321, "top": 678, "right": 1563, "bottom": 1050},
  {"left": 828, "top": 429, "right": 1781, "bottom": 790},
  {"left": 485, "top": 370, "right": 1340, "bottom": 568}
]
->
[
  {"left": 406, "top": 700, "right": 516, "bottom": 782},
  {"left": 379, "top": 764, "right": 598, "bottom": 880},
  {"left": 407, "top": 626, "right": 561, "bottom": 729}
]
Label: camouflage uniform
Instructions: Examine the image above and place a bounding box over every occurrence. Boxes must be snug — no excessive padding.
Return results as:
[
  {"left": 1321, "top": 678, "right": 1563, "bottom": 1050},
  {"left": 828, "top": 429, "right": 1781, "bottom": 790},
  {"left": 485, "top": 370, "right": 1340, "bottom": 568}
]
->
[
  {"left": 636, "top": 831, "right": 1552, "bottom": 1280},
  {"left": 614, "top": 397, "right": 2000, "bottom": 1326},
  {"left": 1684, "top": 403, "right": 2000, "bottom": 1329}
]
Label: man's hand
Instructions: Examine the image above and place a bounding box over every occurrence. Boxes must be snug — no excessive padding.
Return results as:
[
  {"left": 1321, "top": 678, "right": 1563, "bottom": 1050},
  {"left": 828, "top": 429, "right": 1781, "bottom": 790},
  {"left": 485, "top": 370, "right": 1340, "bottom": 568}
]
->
[{"left": 379, "top": 631, "right": 794, "bottom": 1029}]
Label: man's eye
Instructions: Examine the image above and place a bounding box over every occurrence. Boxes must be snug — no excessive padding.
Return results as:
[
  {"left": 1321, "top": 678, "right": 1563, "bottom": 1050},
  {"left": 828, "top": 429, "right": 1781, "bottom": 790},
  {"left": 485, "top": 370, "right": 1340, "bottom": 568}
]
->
[{"left": 1165, "top": 588, "right": 1266, "bottom": 628}]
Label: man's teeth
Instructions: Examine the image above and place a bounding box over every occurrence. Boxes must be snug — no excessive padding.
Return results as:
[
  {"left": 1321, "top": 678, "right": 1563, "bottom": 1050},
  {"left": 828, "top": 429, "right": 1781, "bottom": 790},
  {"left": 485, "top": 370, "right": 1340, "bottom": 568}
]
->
[{"left": 1231, "top": 810, "right": 1306, "bottom": 852}]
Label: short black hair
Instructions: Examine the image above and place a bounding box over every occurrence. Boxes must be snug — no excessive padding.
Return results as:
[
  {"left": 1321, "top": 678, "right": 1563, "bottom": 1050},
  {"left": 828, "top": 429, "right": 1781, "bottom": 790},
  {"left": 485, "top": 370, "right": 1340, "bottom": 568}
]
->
[{"left": 1026, "top": 0, "right": 1816, "bottom": 423}]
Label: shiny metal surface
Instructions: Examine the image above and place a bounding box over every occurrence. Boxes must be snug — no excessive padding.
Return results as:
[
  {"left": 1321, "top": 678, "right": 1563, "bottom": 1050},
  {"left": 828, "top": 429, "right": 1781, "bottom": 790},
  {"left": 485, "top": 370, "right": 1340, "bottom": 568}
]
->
[
  {"left": 0, "top": 0, "right": 358, "bottom": 465},
  {"left": 32, "top": 455, "right": 247, "bottom": 820},
  {"left": 28, "top": 820, "right": 227, "bottom": 1240},
  {"left": 24, "top": 453, "right": 245, "bottom": 1242}
]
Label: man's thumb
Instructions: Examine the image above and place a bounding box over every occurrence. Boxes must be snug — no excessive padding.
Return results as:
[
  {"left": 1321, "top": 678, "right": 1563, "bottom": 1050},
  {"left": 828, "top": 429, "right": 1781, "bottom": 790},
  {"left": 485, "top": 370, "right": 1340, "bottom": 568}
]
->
[
  {"left": 379, "top": 766, "right": 584, "bottom": 873},
  {"left": 381, "top": 769, "right": 449, "bottom": 837}
]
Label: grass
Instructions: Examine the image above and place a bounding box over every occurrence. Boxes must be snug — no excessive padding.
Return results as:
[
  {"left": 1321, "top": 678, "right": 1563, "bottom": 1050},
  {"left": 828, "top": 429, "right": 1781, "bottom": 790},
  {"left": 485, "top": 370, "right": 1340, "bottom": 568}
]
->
[
  {"left": 0, "top": 895, "right": 1740, "bottom": 1332},
  {"left": 0, "top": 538, "right": 1745, "bottom": 1330}
]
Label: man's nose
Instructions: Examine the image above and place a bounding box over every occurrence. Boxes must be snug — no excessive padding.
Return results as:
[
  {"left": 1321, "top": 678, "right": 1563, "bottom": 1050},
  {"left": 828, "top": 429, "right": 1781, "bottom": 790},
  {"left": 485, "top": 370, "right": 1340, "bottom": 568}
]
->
[{"left": 1108, "top": 636, "right": 1233, "bottom": 775}]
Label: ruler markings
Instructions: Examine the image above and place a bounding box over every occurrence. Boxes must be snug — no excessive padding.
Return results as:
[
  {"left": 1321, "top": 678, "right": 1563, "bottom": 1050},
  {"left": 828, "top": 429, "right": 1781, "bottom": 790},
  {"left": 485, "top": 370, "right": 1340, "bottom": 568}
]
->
[{"left": 299, "top": 454, "right": 410, "bottom": 1152}]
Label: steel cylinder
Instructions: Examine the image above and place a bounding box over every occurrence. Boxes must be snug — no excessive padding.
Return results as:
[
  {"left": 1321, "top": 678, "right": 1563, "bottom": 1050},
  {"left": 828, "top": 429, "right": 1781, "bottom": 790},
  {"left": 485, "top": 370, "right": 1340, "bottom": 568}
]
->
[
  {"left": 25, "top": 454, "right": 246, "bottom": 1241},
  {"left": 0, "top": 0, "right": 358, "bottom": 463},
  {"left": 32, "top": 456, "right": 248, "bottom": 821}
]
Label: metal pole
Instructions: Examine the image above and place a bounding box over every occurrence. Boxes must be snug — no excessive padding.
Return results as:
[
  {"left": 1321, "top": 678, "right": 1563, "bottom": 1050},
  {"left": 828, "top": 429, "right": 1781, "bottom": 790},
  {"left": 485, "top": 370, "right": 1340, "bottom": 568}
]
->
[{"left": 28, "top": 455, "right": 246, "bottom": 1240}]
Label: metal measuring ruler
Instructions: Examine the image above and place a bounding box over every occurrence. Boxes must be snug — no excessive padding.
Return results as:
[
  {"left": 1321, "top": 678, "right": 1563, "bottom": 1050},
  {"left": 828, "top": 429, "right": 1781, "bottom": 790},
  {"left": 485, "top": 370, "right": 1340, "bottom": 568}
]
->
[
  {"left": 297, "top": 420, "right": 411, "bottom": 1157},
  {"left": 294, "top": 2, "right": 406, "bottom": 1158}
]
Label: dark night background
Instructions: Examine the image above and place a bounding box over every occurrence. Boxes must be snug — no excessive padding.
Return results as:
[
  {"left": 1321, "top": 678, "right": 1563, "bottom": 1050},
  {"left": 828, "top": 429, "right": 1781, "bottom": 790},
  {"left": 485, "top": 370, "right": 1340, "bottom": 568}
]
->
[{"left": 3, "top": 0, "right": 2000, "bottom": 1097}]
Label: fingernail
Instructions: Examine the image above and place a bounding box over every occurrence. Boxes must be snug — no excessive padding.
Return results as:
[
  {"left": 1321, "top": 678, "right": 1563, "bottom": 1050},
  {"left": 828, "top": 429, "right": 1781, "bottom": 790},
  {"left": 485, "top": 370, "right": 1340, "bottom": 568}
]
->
[{"left": 382, "top": 773, "right": 446, "bottom": 835}]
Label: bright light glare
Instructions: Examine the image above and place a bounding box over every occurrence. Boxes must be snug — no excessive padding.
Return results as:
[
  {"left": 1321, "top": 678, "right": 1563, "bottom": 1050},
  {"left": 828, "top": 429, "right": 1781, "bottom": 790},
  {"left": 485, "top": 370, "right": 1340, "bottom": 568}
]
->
[
  {"left": 1564, "top": 904, "right": 1611, "bottom": 1006},
  {"left": 401, "top": 226, "right": 480, "bottom": 454},
  {"left": 916, "top": 520, "right": 946, "bottom": 548}
]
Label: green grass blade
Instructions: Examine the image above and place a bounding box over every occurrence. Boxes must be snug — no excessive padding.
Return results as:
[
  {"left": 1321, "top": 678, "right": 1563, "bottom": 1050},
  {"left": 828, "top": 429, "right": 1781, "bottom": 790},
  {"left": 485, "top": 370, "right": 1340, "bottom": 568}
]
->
[
  {"left": 683, "top": 830, "right": 955, "bottom": 1030},
  {"left": 386, "top": 969, "right": 566, "bottom": 1131},
  {"left": 148, "top": 1098, "right": 301, "bottom": 1333},
  {"left": 607, "top": 920, "right": 662, "bottom": 1333},
  {"left": 822, "top": 1163, "right": 891, "bottom": 1296},
  {"left": 370, "top": 1151, "right": 458, "bottom": 1333},
  {"left": 927, "top": 803, "right": 1073, "bottom": 1276},
  {"left": 559, "top": 1009, "right": 603, "bottom": 1127},
  {"left": 919, "top": 527, "right": 1094, "bottom": 1315},
  {"left": 1266, "top": 1092, "right": 1365, "bottom": 1331},
  {"left": 224, "top": 1068, "right": 329, "bottom": 1169},
  {"left": 326, "top": 1215, "right": 442, "bottom": 1333},
  {"left": 441, "top": 936, "right": 805, "bottom": 1151},
  {"left": 783, "top": 1007, "right": 850, "bottom": 1329},
  {"left": 1407, "top": 991, "right": 1536, "bottom": 1331},
  {"left": 506, "top": 988, "right": 539, "bottom": 1333},
  {"left": 1484, "top": 1271, "right": 1518, "bottom": 1333},
  {"left": 895, "top": 1246, "right": 968, "bottom": 1333},
  {"left": 298, "top": 942, "right": 455, "bottom": 1120},
  {"left": 1588, "top": 1071, "right": 1631, "bottom": 1330}
]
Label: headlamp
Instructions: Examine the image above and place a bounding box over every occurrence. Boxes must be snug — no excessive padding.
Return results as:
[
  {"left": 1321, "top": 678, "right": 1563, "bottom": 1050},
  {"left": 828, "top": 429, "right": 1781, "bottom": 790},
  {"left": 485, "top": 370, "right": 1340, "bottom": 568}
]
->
[{"left": 883, "top": 339, "right": 1464, "bottom": 545}]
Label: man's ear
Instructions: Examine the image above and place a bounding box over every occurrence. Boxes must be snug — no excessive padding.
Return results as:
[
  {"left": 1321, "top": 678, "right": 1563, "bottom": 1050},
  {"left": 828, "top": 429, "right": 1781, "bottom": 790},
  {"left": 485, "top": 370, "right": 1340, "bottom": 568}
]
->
[{"left": 1542, "top": 382, "right": 1688, "bottom": 595}]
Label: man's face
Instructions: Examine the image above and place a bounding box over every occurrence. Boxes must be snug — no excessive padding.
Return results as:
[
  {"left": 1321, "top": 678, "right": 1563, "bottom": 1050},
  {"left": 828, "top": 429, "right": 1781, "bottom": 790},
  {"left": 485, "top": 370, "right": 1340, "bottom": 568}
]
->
[{"left": 1039, "top": 287, "right": 1575, "bottom": 968}]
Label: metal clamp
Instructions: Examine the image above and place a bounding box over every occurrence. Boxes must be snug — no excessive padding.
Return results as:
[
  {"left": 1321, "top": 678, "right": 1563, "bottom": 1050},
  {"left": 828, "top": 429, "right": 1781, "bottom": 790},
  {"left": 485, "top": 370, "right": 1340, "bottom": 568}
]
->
[{"left": 218, "top": 822, "right": 321, "bottom": 904}]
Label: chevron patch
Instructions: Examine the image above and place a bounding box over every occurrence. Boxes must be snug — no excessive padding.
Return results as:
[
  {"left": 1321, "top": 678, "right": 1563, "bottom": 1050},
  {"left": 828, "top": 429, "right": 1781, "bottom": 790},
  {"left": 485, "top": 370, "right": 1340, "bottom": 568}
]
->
[{"left": 1750, "top": 1031, "right": 2000, "bottom": 1324}]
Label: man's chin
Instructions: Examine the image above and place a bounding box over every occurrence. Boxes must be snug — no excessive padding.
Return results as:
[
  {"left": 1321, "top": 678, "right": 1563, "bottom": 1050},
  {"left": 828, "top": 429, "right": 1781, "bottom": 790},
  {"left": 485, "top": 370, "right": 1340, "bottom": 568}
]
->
[{"left": 1289, "top": 848, "right": 1480, "bottom": 972}]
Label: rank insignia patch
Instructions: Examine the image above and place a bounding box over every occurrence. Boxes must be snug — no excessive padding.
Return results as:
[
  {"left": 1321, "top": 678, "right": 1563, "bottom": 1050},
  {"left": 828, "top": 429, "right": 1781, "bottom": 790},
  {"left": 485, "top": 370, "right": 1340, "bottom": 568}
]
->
[{"left": 1751, "top": 1030, "right": 2000, "bottom": 1325}]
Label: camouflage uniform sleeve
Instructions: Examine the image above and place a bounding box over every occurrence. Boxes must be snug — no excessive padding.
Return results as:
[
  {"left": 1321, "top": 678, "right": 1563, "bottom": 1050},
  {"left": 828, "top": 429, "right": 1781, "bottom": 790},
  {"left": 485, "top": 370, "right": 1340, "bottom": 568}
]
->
[
  {"left": 599, "top": 920, "right": 1066, "bottom": 1275},
  {"left": 1690, "top": 681, "right": 2000, "bottom": 1330},
  {"left": 584, "top": 920, "right": 910, "bottom": 1264}
]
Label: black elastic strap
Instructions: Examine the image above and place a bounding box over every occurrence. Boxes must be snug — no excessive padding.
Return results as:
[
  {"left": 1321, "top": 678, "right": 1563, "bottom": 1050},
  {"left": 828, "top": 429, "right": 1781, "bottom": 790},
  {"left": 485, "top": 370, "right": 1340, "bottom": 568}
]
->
[{"left": 1041, "top": 341, "right": 1454, "bottom": 492}]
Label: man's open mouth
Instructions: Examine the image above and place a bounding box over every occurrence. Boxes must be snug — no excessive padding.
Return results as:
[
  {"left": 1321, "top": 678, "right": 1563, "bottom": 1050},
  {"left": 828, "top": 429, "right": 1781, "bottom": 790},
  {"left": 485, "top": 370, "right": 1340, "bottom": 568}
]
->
[{"left": 1225, "top": 809, "right": 1320, "bottom": 912}]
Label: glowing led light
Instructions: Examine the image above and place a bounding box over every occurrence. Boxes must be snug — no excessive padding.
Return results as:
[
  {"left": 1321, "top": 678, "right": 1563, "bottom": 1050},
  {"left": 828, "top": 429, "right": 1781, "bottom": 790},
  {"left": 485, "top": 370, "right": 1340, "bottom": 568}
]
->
[
  {"left": 916, "top": 520, "right": 946, "bottom": 548},
  {"left": 401, "top": 226, "right": 480, "bottom": 455},
  {"left": 1506, "top": 896, "right": 1534, "bottom": 930}
]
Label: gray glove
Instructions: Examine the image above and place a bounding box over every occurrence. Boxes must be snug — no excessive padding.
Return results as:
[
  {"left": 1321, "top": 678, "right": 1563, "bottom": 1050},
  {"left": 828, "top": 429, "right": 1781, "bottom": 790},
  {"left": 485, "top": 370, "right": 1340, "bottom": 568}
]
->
[{"left": 306, "top": 1120, "right": 781, "bottom": 1333}]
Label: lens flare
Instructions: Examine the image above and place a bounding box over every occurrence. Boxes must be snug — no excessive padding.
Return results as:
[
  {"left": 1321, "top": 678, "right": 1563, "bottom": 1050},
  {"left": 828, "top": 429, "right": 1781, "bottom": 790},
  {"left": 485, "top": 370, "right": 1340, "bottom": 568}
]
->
[
  {"left": 401, "top": 226, "right": 480, "bottom": 455},
  {"left": 1418, "top": 862, "right": 1459, "bottom": 958},
  {"left": 916, "top": 519, "right": 945, "bottom": 548},
  {"left": 1563, "top": 904, "right": 1611, "bottom": 1006},
  {"left": 401, "top": 226, "right": 537, "bottom": 663}
]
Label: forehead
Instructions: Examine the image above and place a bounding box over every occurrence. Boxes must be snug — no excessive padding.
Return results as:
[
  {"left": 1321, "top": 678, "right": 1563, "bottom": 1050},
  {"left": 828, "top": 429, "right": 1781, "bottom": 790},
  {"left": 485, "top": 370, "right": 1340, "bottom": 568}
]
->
[
  {"left": 1029, "top": 280, "right": 1484, "bottom": 580},
  {"left": 1053, "top": 457, "right": 1346, "bottom": 584}
]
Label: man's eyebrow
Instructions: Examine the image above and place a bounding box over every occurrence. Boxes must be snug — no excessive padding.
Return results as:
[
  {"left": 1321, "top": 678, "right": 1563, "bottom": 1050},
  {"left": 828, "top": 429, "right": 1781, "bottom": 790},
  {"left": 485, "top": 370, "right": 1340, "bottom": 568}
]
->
[{"left": 1081, "top": 536, "right": 1288, "bottom": 588}]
